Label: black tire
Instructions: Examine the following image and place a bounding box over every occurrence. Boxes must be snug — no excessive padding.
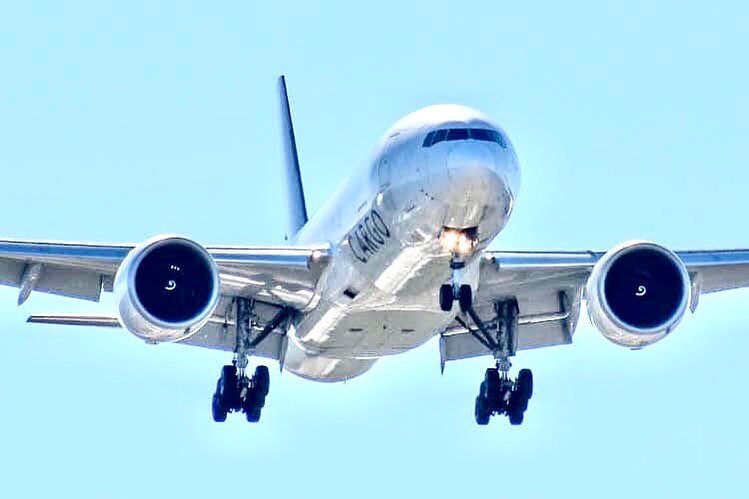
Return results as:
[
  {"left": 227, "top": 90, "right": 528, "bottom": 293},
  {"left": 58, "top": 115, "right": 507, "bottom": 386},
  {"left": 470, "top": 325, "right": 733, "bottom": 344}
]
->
[
  {"left": 243, "top": 390, "right": 262, "bottom": 423},
  {"left": 246, "top": 406, "right": 261, "bottom": 423},
  {"left": 508, "top": 410, "right": 524, "bottom": 426},
  {"left": 253, "top": 389, "right": 267, "bottom": 410},
  {"left": 439, "top": 284, "right": 454, "bottom": 312},
  {"left": 219, "top": 365, "right": 239, "bottom": 408},
  {"left": 510, "top": 389, "right": 528, "bottom": 413},
  {"left": 212, "top": 392, "right": 227, "bottom": 422},
  {"left": 475, "top": 396, "right": 490, "bottom": 425},
  {"left": 484, "top": 368, "right": 501, "bottom": 401},
  {"left": 517, "top": 368, "right": 533, "bottom": 400},
  {"left": 253, "top": 365, "right": 270, "bottom": 397},
  {"left": 458, "top": 284, "right": 473, "bottom": 312}
]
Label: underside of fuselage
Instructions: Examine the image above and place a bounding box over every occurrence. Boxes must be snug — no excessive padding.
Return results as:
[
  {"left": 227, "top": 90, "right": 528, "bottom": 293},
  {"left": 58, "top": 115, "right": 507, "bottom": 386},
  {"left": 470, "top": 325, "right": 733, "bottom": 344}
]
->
[{"left": 283, "top": 104, "right": 520, "bottom": 382}]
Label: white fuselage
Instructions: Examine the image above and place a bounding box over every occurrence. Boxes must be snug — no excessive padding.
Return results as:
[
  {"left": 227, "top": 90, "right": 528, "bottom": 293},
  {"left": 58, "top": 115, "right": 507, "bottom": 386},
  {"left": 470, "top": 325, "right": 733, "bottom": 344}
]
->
[{"left": 283, "top": 105, "right": 520, "bottom": 381}]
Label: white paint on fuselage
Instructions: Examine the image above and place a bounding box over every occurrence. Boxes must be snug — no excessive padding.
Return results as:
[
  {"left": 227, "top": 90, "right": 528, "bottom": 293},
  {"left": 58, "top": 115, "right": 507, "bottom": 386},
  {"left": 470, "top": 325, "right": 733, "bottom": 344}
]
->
[{"left": 284, "top": 105, "right": 520, "bottom": 382}]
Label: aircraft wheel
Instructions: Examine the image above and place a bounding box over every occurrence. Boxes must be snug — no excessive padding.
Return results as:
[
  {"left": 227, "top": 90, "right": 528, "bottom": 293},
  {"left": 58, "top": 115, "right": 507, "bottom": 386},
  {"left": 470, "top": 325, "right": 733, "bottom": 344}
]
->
[
  {"left": 458, "top": 284, "right": 473, "bottom": 312},
  {"left": 243, "top": 390, "right": 262, "bottom": 423},
  {"left": 246, "top": 405, "right": 262, "bottom": 423},
  {"left": 253, "top": 365, "right": 270, "bottom": 397},
  {"left": 510, "top": 388, "right": 528, "bottom": 413},
  {"left": 508, "top": 409, "right": 524, "bottom": 426},
  {"left": 484, "top": 368, "right": 501, "bottom": 401},
  {"left": 220, "top": 365, "right": 238, "bottom": 402},
  {"left": 475, "top": 395, "right": 490, "bottom": 425},
  {"left": 439, "top": 284, "right": 454, "bottom": 312},
  {"left": 517, "top": 368, "right": 533, "bottom": 400},
  {"left": 212, "top": 392, "right": 227, "bottom": 422}
]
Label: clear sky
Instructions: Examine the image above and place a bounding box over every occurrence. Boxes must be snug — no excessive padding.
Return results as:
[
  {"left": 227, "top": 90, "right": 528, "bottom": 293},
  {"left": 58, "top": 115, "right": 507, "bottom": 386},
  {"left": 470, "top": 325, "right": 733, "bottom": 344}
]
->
[{"left": 0, "top": 1, "right": 747, "bottom": 497}]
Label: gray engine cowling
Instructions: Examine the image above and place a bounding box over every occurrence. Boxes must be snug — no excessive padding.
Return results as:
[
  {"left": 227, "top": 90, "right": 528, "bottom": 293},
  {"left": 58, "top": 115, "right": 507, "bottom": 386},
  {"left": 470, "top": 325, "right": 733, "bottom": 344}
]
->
[
  {"left": 113, "top": 235, "right": 220, "bottom": 343},
  {"left": 585, "top": 241, "right": 690, "bottom": 348}
]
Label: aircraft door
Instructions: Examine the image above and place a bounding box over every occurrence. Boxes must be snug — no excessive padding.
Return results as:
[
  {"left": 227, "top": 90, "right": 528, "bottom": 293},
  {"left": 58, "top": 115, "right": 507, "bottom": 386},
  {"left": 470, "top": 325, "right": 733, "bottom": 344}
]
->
[{"left": 377, "top": 155, "right": 392, "bottom": 189}]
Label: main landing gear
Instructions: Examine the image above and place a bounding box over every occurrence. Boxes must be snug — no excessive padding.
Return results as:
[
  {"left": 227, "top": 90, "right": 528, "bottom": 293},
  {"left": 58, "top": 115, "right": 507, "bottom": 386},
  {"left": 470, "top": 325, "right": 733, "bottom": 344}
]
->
[
  {"left": 441, "top": 260, "right": 533, "bottom": 426},
  {"left": 212, "top": 364, "right": 270, "bottom": 423},
  {"left": 475, "top": 365, "right": 533, "bottom": 426},
  {"left": 471, "top": 301, "right": 533, "bottom": 426},
  {"left": 211, "top": 298, "right": 288, "bottom": 423}
]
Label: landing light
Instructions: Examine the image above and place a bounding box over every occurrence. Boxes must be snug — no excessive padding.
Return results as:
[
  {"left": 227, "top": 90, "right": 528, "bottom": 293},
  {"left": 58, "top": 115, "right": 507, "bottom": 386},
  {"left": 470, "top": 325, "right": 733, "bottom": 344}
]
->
[{"left": 440, "top": 228, "right": 477, "bottom": 256}]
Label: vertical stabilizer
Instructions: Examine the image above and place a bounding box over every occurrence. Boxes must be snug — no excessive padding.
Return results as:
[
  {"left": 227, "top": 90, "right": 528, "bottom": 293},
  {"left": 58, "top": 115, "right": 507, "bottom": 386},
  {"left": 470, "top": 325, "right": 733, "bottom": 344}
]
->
[{"left": 277, "top": 75, "right": 308, "bottom": 240}]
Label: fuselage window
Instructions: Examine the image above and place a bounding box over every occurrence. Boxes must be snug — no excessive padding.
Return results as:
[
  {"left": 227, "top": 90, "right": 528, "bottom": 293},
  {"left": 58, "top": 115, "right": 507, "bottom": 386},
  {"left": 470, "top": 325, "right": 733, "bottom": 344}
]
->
[{"left": 422, "top": 127, "right": 506, "bottom": 148}]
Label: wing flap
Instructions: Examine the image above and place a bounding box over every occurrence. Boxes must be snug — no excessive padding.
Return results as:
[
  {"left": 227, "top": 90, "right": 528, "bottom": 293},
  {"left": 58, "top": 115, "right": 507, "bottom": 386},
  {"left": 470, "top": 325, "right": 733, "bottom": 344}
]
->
[
  {"left": 0, "top": 239, "right": 130, "bottom": 303},
  {"left": 27, "top": 299, "right": 288, "bottom": 361},
  {"left": 27, "top": 314, "right": 121, "bottom": 327},
  {"left": 178, "top": 321, "right": 286, "bottom": 360},
  {"left": 0, "top": 259, "right": 104, "bottom": 303}
]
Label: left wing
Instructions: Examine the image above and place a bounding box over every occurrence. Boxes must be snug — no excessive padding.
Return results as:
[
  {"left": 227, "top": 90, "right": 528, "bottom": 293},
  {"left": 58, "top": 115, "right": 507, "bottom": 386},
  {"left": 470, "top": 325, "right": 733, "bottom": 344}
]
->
[
  {"left": 439, "top": 249, "right": 749, "bottom": 366},
  {"left": 0, "top": 238, "right": 329, "bottom": 358},
  {"left": 0, "top": 240, "right": 132, "bottom": 304}
]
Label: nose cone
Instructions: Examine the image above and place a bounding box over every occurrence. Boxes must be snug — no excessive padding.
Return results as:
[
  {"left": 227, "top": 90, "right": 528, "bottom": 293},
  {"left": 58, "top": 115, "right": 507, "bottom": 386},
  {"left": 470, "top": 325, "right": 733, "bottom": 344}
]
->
[
  {"left": 448, "top": 142, "right": 500, "bottom": 187},
  {"left": 439, "top": 142, "right": 514, "bottom": 229}
]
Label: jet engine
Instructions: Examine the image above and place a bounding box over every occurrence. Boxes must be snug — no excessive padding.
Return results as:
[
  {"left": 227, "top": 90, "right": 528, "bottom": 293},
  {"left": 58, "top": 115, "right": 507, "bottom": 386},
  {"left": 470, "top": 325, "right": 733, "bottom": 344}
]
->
[
  {"left": 585, "top": 241, "right": 690, "bottom": 348},
  {"left": 113, "top": 236, "right": 220, "bottom": 343}
]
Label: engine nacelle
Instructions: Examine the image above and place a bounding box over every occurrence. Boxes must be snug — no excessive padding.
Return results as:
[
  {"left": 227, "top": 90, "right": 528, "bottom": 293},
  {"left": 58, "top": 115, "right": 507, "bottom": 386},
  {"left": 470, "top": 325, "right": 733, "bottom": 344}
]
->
[
  {"left": 113, "top": 235, "right": 220, "bottom": 343},
  {"left": 586, "top": 241, "right": 690, "bottom": 348}
]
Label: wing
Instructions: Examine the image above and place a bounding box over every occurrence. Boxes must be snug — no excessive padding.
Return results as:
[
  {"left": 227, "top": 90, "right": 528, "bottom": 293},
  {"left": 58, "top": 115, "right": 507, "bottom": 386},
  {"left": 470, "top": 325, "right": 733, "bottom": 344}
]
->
[
  {"left": 439, "top": 249, "right": 749, "bottom": 366},
  {"left": 0, "top": 238, "right": 329, "bottom": 359}
]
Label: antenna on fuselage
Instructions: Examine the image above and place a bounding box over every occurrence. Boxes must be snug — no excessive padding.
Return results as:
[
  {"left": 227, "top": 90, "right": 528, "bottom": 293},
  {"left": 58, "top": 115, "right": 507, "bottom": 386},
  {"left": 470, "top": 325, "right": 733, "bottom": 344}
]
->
[{"left": 278, "top": 75, "right": 309, "bottom": 241}]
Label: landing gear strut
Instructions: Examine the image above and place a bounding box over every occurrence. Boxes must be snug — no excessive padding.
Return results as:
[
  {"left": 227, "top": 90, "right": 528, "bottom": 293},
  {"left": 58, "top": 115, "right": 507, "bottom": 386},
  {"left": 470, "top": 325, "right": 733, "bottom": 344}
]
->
[
  {"left": 466, "top": 299, "right": 533, "bottom": 426},
  {"left": 441, "top": 261, "right": 534, "bottom": 426},
  {"left": 211, "top": 298, "right": 286, "bottom": 423}
]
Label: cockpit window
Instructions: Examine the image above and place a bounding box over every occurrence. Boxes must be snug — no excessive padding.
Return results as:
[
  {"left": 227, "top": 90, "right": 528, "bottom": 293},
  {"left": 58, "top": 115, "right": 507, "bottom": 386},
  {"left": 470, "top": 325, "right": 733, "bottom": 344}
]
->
[
  {"left": 422, "top": 127, "right": 506, "bottom": 148},
  {"left": 425, "top": 129, "right": 446, "bottom": 147},
  {"left": 447, "top": 128, "right": 469, "bottom": 140}
]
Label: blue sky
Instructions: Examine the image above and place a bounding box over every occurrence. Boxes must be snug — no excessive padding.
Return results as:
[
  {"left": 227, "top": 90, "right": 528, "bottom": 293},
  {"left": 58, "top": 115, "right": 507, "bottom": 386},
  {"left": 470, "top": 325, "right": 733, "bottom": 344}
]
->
[{"left": 1, "top": 1, "right": 747, "bottom": 497}]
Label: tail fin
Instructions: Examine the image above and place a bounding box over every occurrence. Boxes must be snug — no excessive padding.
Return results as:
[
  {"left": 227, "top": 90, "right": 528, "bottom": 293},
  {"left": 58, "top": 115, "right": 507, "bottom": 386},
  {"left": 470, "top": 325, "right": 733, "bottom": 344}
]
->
[{"left": 277, "top": 75, "right": 308, "bottom": 241}]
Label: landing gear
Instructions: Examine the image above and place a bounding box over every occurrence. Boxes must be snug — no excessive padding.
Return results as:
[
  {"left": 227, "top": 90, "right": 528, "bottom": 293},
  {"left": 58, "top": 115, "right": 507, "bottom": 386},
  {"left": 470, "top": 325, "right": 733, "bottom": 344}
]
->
[
  {"left": 440, "top": 256, "right": 475, "bottom": 313},
  {"left": 211, "top": 298, "right": 289, "bottom": 424},
  {"left": 442, "top": 274, "right": 534, "bottom": 426},
  {"left": 474, "top": 366, "right": 533, "bottom": 426},
  {"left": 211, "top": 364, "right": 270, "bottom": 423}
]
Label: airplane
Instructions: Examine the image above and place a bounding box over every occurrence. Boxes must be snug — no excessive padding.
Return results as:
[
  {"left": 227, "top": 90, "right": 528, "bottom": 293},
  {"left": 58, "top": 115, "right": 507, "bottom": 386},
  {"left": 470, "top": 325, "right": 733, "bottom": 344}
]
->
[{"left": 3, "top": 75, "right": 749, "bottom": 426}]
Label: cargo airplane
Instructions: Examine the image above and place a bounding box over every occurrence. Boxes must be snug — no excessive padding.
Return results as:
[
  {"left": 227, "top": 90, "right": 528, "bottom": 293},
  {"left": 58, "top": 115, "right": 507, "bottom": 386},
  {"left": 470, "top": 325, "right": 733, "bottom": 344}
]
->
[{"left": 3, "top": 76, "right": 748, "bottom": 425}]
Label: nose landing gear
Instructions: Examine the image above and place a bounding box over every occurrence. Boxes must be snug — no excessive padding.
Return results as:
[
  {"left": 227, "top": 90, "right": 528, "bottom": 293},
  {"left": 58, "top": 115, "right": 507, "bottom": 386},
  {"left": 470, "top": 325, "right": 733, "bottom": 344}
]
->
[{"left": 439, "top": 258, "right": 473, "bottom": 312}]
